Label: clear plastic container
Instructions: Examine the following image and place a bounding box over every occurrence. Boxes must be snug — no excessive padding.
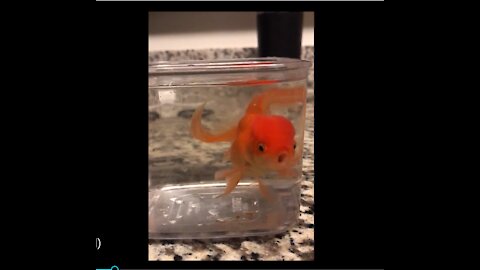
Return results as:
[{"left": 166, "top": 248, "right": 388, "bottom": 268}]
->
[{"left": 148, "top": 57, "right": 310, "bottom": 239}]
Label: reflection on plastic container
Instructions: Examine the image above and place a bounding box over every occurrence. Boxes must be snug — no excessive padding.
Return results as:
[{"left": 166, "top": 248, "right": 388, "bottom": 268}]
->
[{"left": 149, "top": 58, "right": 310, "bottom": 239}]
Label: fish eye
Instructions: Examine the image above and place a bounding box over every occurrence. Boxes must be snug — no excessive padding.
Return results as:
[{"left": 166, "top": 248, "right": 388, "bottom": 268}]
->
[
  {"left": 258, "top": 144, "right": 265, "bottom": 152},
  {"left": 293, "top": 143, "right": 297, "bottom": 150}
]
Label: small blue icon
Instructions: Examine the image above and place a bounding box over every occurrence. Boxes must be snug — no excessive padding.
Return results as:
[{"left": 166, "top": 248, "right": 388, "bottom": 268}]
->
[{"left": 95, "top": 266, "right": 119, "bottom": 270}]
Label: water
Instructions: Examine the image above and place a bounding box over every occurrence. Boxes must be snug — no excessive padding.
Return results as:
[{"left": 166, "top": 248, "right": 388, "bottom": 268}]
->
[{"left": 149, "top": 81, "right": 306, "bottom": 239}]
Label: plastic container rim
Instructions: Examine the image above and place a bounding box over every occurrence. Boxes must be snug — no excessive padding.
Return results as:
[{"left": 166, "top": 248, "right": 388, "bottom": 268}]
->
[{"left": 149, "top": 57, "right": 311, "bottom": 75}]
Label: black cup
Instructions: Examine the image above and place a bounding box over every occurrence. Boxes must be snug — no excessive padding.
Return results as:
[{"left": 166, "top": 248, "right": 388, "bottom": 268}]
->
[{"left": 257, "top": 12, "right": 304, "bottom": 59}]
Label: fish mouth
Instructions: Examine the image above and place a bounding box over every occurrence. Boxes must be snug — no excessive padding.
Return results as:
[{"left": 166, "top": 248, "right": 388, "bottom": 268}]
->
[{"left": 270, "top": 159, "right": 293, "bottom": 171}]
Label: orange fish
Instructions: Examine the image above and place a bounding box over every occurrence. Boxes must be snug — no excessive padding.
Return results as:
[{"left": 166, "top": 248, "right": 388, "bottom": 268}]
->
[{"left": 190, "top": 86, "right": 306, "bottom": 199}]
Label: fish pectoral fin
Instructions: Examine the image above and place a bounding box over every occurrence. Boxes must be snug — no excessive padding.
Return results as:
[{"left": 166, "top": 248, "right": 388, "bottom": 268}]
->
[
  {"left": 214, "top": 169, "right": 243, "bottom": 198},
  {"left": 256, "top": 178, "right": 273, "bottom": 202},
  {"left": 214, "top": 167, "right": 236, "bottom": 180}
]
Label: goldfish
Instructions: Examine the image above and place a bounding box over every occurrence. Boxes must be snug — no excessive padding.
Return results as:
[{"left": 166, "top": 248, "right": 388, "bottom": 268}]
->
[{"left": 190, "top": 86, "right": 306, "bottom": 199}]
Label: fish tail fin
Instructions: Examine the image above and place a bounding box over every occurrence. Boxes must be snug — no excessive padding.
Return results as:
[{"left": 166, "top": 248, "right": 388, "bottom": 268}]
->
[
  {"left": 190, "top": 102, "right": 238, "bottom": 143},
  {"left": 223, "top": 148, "right": 232, "bottom": 161},
  {"left": 246, "top": 86, "right": 306, "bottom": 115}
]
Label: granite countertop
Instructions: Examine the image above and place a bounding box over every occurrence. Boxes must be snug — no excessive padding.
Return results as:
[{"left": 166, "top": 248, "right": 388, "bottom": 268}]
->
[{"left": 148, "top": 47, "right": 314, "bottom": 261}]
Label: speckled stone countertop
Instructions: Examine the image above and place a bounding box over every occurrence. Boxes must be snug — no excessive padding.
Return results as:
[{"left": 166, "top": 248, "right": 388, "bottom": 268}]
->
[{"left": 148, "top": 47, "right": 314, "bottom": 261}]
